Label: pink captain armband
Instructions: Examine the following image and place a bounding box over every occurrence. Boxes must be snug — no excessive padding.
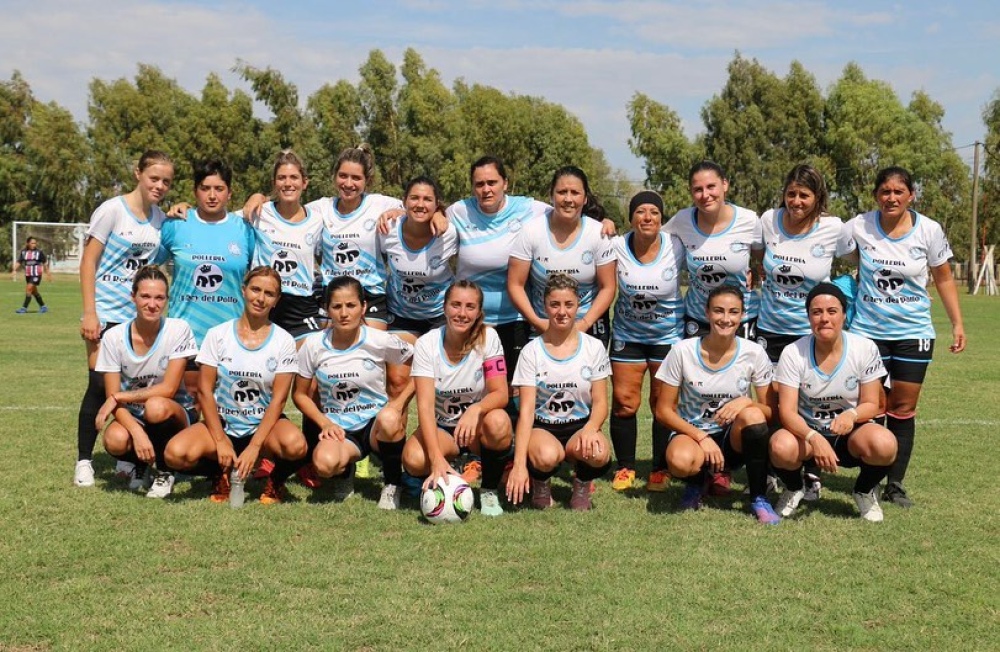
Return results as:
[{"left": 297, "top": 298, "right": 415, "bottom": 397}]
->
[{"left": 483, "top": 356, "right": 507, "bottom": 380}]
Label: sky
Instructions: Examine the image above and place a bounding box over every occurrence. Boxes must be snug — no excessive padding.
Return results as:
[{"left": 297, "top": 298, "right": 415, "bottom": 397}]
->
[{"left": 2, "top": 0, "right": 998, "bottom": 180}]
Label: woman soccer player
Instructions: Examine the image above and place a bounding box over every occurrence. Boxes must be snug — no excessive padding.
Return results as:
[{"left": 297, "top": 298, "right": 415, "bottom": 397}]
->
[
  {"left": 13, "top": 236, "right": 51, "bottom": 314},
  {"left": 770, "top": 283, "right": 897, "bottom": 522},
  {"left": 76, "top": 150, "right": 175, "bottom": 488},
  {"left": 293, "top": 276, "right": 414, "bottom": 509},
  {"left": 506, "top": 274, "right": 612, "bottom": 511},
  {"left": 842, "top": 166, "right": 966, "bottom": 507},
  {"left": 654, "top": 285, "right": 779, "bottom": 524},
  {"left": 95, "top": 266, "right": 198, "bottom": 498},
  {"left": 402, "top": 280, "right": 512, "bottom": 516},
  {"left": 164, "top": 267, "right": 306, "bottom": 504}
]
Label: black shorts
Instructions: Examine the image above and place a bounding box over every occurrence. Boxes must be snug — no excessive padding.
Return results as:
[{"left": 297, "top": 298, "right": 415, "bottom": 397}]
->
[
  {"left": 303, "top": 416, "right": 375, "bottom": 459},
  {"left": 668, "top": 426, "right": 744, "bottom": 471},
  {"left": 25, "top": 275, "right": 41, "bottom": 286},
  {"left": 495, "top": 321, "right": 530, "bottom": 382},
  {"left": 755, "top": 330, "right": 800, "bottom": 365},
  {"left": 387, "top": 313, "right": 444, "bottom": 337},
  {"left": 812, "top": 431, "right": 863, "bottom": 468},
  {"left": 185, "top": 358, "right": 199, "bottom": 373},
  {"left": 221, "top": 414, "right": 290, "bottom": 451},
  {"left": 271, "top": 292, "right": 324, "bottom": 339},
  {"left": 872, "top": 338, "right": 934, "bottom": 384},
  {"left": 683, "top": 318, "right": 757, "bottom": 341},
  {"left": 100, "top": 321, "right": 120, "bottom": 339},
  {"left": 609, "top": 340, "right": 672, "bottom": 364},
  {"left": 363, "top": 291, "right": 388, "bottom": 324},
  {"left": 534, "top": 417, "right": 589, "bottom": 446},
  {"left": 585, "top": 312, "right": 611, "bottom": 348}
]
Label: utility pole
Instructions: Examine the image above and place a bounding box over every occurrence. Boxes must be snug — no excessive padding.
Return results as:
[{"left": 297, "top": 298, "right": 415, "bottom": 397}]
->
[{"left": 970, "top": 141, "right": 981, "bottom": 293}]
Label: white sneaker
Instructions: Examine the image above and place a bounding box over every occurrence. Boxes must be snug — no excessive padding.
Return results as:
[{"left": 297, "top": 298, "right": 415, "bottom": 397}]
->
[
  {"left": 146, "top": 471, "right": 175, "bottom": 499},
  {"left": 331, "top": 476, "right": 354, "bottom": 501},
  {"left": 776, "top": 488, "right": 806, "bottom": 517},
  {"left": 74, "top": 460, "right": 95, "bottom": 487},
  {"left": 803, "top": 473, "right": 822, "bottom": 502},
  {"left": 377, "top": 484, "right": 401, "bottom": 510},
  {"left": 480, "top": 489, "right": 504, "bottom": 517},
  {"left": 853, "top": 489, "right": 884, "bottom": 522},
  {"left": 129, "top": 465, "right": 152, "bottom": 492},
  {"left": 115, "top": 460, "right": 136, "bottom": 478}
]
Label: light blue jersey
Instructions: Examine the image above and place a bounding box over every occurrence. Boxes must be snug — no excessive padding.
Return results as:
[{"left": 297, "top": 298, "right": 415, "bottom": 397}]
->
[
  {"left": 86, "top": 196, "right": 165, "bottom": 325},
  {"left": 512, "top": 334, "right": 611, "bottom": 425},
  {"left": 611, "top": 232, "right": 685, "bottom": 345},
  {"left": 757, "top": 210, "right": 852, "bottom": 336},
  {"left": 380, "top": 219, "right": 458, "bottom": 321},
  {"left": 447, "top": 195, "right": 549, "bottom": 325},
  {"left": 845, "top": 210, "right": 953, "bottom": 341},
  {"left": 160, "top": 211, "right": 255, "bottom": 345},
  {"left": 252, "top": 202, "right": 323, "bottom": 297},
  {"left": 197, "top": 320, "right": 298, "bottom": 439},
  {"left": 297, "top": 326, "right": 413, "bottom": 431}
]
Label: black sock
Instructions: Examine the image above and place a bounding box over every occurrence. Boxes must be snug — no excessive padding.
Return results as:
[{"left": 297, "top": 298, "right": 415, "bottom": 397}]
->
[
  {"left": 527, "top": 460, "right": 557, "bottom": 481},
  {"left": 575, "top": 460, "right": 611, "bottom": 482},
  {"left": 302, "top": 415, "right": 320, "bottom": 443},
  {"left": 682, "top": 468, "right": 706, "bottom": 485},
  {"left": 651, "top": 421, "right": 670, "bottom": 472},
  {"left": 270, "top": 456, "right": 303, "bottom": 485},
  {"left": 34, "top": 291, "right": 44, "bottom": 307},
  {"left": 375, "top": 439, "right": 405, "bottom": 485},
  {"left": 22, "top": 296, "right": 31, "bottom": 309},
  {"left": 803, "top": 460, "right": 820, "bottom": 478},
  {"left": 774, "top": 465, "right": 804, "bottom": 492},
  {"left": 854, "top": 463, "right": 890, "bottom": 494},
  {"left": 480, "top": 445, "right": 511, "bottom": 490},
  {"left": 114, "top": 449, "right": 141, "bottom": 466},
  {"left": 886, "top": 414, "right": 915, "bottom": 485},
  {"left": 741, "top": 423, "right": 772, "bottom": 498},
  {"left": 77, "top": 370, "right": 105, "bottom": 461},
  {"left": 609, "top": 413, "right": 637, "bottom": 469}
]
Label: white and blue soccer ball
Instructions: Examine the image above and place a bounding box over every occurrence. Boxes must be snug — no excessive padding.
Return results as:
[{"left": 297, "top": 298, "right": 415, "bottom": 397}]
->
[{"left": 420, "top": 475, "right": 474, "bottom": 524}]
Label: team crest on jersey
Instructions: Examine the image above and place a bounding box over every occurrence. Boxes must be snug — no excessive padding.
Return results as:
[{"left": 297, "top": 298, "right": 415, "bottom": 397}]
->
[
  {"left": 872, "top": 268, "right": 905, "bottom": 295},
  {"left": 444, "top": 395, "right": 473, "bottom": 418},
  {"left": 364, "top": 219, "right": 376, "bottom": 232},
  {"left": 756, "top": 336, "right": 767, "bottom": 348},
  {"left": 430, "top": 255, "right": 444, "bottom": 269},
  {"left": 612, "top": 340, "right": 625, "bottom": 352},
  {"left": 545, "top": 390, "right": 576, "bottom": 416},
  {"left": 272, "top": 250, "right": 298, "bottom": 276},
  {"left": 333, "top": 241, "right": 362, "bottom": 268},
  {"left": 232, "top": 379, "right": 263, "bottom": 406},
  {"left": 737, "top": 377, "right": 749, "bottom": 393},
  {"left": 774, "top": 263, "right": 805, "bottom": 289},
  {"left": 630, "top": 293, "right": 657, "bottom": 315},
  {"left": 811, "top": 244, "right": 828, "bottom": 258},
  {"left": 909, "top": 246, "right": 925, "bottom": 261},
  {"left": 194, "top": 263, "right": 224, "bottom": 293},
  {"left": 474, "top": 368, "right": 483, "bottom": 381},
  {"left": 362, "top": 358, "right": 377, "bottom": 371},
  {"left": 730, "top": 242, "right": 749, "bottom": 253},
  {"left": 158, "top": 356, "right": 169, "bottom": 370},
  {"left": 661, "top": 267, "right": 677, "bottom": 282},
  {"left": 844, "top": 375, "right": 859, "bottom": 391},
  {"left": 266, "top": 357, "right": 278, "bottom": 373},
  {"left": 582, "top": 251, "right": 594, "bottom": 265},
  {"left": 305, "top": 232, "right": 317, "bottom": 246},
  {"left": 508, "top": 218, "right": 523, "bottom": 234},
  {"left": 581, "top": 366, "right": 593, "bottom": 381},
  {"left": 696, "top": 263, "right": 727, "bottom": 288},
  {"left": 685, "top": 321, "right": 700, "bottom": 336},
  {"left": 228, "top": 242, "right": 242, "bottom": 256}
]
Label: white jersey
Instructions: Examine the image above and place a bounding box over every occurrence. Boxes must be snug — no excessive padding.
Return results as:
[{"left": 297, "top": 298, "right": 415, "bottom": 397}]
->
[
  {"left": 664, "top": 204, "right": 761, "bottom": 321},
  {"left": 197, "top": 320, "right": 298, "bottom": 439},
  {"left": 654, "top": 337, "right": 772, "bottom": 436},
  {"left": 510, "top": 212, "right": 615, "bottom": 320},
  {"left": 757, "top": 210, "right": 853, "bottom": 336},
  {"left": 297, "top": 326, "right": 414, "bottom": 431},
  {"left": 844, "top": 210, "right": 953, "bottom": 340},
  {"left": 252, "top": 202, "right": 323, "bottom": 297},
  {"left": 448, "top": 195, "right": 549, "bottom": 325},
  {"left": 380, "top": 219, "right": 458, "bottom": 320},
  {"left": 611, "top": 232, "right": 686, "bottom": 345},
  {"left": 86, "top": 196, "right": 166, "bottom": 324},
  {"left": 775, "top": 332, "right": 887, "bottom": 433},
  {"left": 95, "top": 317, "right": 198, "bottom": 418},
  {"left": 411, "top": 327, "right": 505, "bottom": 427},
  {"left": 512, "top": 333, "right": 611, "bottom": 425},
  {"left": 310, "top": 193, "right": 403, "bottom": 295}
]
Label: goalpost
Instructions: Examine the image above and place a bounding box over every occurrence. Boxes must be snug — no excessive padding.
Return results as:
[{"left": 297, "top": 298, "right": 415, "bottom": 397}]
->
[{"left": 12, "top": 221, "right": 89, "bottom": 274}]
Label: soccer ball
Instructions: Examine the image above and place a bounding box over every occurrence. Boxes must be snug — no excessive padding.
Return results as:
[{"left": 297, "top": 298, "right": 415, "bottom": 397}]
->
[{"left": 420, "top": 475, "right": 474, "bottom": 524}]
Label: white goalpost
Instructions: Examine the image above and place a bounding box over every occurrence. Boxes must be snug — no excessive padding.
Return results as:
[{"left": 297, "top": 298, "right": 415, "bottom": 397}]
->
[{"left": 12, "top": 221, "right": 89, "bottom": 274}]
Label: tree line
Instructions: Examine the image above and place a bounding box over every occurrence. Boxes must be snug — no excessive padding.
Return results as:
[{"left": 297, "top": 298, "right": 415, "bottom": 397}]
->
[{"left": 2, "top": 49, "right": 998, "bottom": 269}]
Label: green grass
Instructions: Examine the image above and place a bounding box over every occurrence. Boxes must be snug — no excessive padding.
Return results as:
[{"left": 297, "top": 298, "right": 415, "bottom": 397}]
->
[{"left": 1, "top": 277, "right": 997, "bottom": 651}]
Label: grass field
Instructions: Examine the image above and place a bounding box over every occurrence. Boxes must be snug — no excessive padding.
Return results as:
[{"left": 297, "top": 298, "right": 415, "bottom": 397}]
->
[{"left": 1, "top": 277, "right": 997, "bottom": 651}]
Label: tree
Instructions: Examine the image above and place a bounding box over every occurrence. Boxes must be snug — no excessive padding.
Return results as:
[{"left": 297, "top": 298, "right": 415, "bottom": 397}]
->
[
  {"left": 358, "top": 50, "right": 400, "bottom": 193},
  {"left": 307, "top": 80, "right": 363, "bottom": 198},
  {"left": 627, "top": 92, "right": 696, "bottom": 212},
  {"left": 979, "top": 91, "right": 1000, "bottom": 253}
]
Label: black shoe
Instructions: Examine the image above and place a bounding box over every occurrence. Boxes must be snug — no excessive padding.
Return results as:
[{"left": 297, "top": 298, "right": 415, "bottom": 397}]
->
[{"left": 882, "top": 482, "right": 914, "bottom": 508}]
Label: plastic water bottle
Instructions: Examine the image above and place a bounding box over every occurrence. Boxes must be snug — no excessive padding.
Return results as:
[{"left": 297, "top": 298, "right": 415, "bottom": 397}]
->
[{"left": 230, "top": 469, "right": 245, "bottom": 509}]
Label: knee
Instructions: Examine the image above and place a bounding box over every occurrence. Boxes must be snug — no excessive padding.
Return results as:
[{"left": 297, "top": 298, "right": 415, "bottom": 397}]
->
[
  {"left": 479, "top": 410, "right": 511, "bottom": 448},
  {"left": 312, "top": 448, "right": 345, "bottom": 478},
  {"left": 865, "top": 427, "right": 898, "bottom": 466},
  {"left": 102, "top": 428, "right": 129, "bottom": 456},
  {"left": 375, "top": 408, "right": 404, "bottom": 441},
  {"left": 164, "top": 441, "right": 193, "bottom": 471},
  {"left": 666, "top": 443, "right": 701, "bottom": 478},
  {"left": 401, "top": 439, "right": 426, "bottom": 475},
  {"left": 735, "top": 406, "right": 766, "bottom": 427},
  {"left": 529, "top": 443, "right": 564, "bottom": 472},
  {"left": 143, "top": 398, "right": 171, "bottom": 424},
  {"left": 769, "top": 431, "right": 802, "bottom": 469},
  {"left": 285, "top": 435, "right": 308, "bottom": 461},
  {"left": 612, "top": 391, "right": 640, "bottom": 419},
  {"left": 386, "top": 372, "right": 412, "bottom": 402}
]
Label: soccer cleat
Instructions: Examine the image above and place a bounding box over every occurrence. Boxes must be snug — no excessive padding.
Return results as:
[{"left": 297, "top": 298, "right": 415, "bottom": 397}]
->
[
  {"left": 881, "top": 482, "right": 913, "bottom": 508},
  {"left": 679, "top": 483, "right": 703, "bottom": 511},
  {"left": 570, "top": 478, "right": 593, "bottom": 511},
  {"left": 707, "top": 470, "right": 732, "bottom": 496},
  {"left": 647, "top": 469, "right": 671, "bottom": 492},
  {"left": 854, "top": 489, "right": 885, "bottom": 522},
  {"left": 499, "top": 460, "right": 514, "bottom": 488},
  {"left": 38, "top": 306, "right": 48, "bottom": 314},
  {"left": 461, "top": 458, "right": 482, "bottom": 485},
  {"left": 354, "top": 457, "right": 373, "bottom": 479},
  {"left": 775, "top": 488, "right": 806, "bottom": 517},
  {"left": 751, "top": 496, "right": 781, "bottom": 525},
  {"left": 209, "top": 473, "right": 231, "bottom": 503},
  {"left": 331, "top": 473, "right": 354, "bottom": 502},
  {"left": 252, "top": 458, "right": 274, "bottom": 480},
  {"left": 15, "top": 307, "right": 27, "bottom": 314},
  {"left": 296, "top": 463, "right": 323, "bottom": 489},
  {"left": 612, "top": 467, "right": 636, "bottom": 491},
  {"left": 377, "top": 484, "right": 402, "bottom": 510},
  {"left": 259, "top": 477, "right": 287, "bottom": 505},
  {"left": 401, "top": 472, "right": 422, "bottom": 498},
  {"left": 146, "top": 471, "right": 175, "bottom": 499},
  {"left": 73, "top": 460, "right": 95, "bottom": 487},
  {"left": 129, "top": 464, "right": 152, "bottom": 492},
  {"left": 803, "top": 472, "right": 822, "bottom": 502},
  {"left": 530, "top": 478, "right": 553, "bottom": 509},
  {"left": 479, "top": 489, "right": 503, "bottom": 516}
]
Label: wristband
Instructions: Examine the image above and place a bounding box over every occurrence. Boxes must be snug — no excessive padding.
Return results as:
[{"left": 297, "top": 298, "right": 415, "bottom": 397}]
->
[
  {"left": 846, "top": 408, "right": 858, "bottom": 419},
  {"left": 804, "top": 430, "right": 817, "bottom": 443}
]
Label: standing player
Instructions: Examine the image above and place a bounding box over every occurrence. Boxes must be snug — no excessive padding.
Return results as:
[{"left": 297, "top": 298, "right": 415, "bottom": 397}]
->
[
  {"left": 505, "top": 274, "right": 612, "bottom": 511},
  {"left": 653, "top": 285, "right": 779, "bottom": 524},
  {"left": 402, "top": 280, "right": 512, "bottom": 516},
  {"left": 608, "top": 191, "right": 686, "bottom": 492},
  {"left": 13, "top": 237, "right": 51, "bottom": 314},
  {"left": 770, "top": 283, "right": 897, "bottom": 521},
  {"left": 95, "top": 266, "right": 198, "bottom": 498},
  {"left": 75, "top": 150, "right": 175, "bottom": 488},
  {"left": 843, "top": 166, "right": 966, "bottom": 507}
]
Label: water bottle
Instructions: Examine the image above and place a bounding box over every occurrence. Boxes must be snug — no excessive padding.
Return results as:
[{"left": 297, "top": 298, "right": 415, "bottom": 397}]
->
[{"left": 230, "top": 468, "right": 245, "bottom": 509}]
